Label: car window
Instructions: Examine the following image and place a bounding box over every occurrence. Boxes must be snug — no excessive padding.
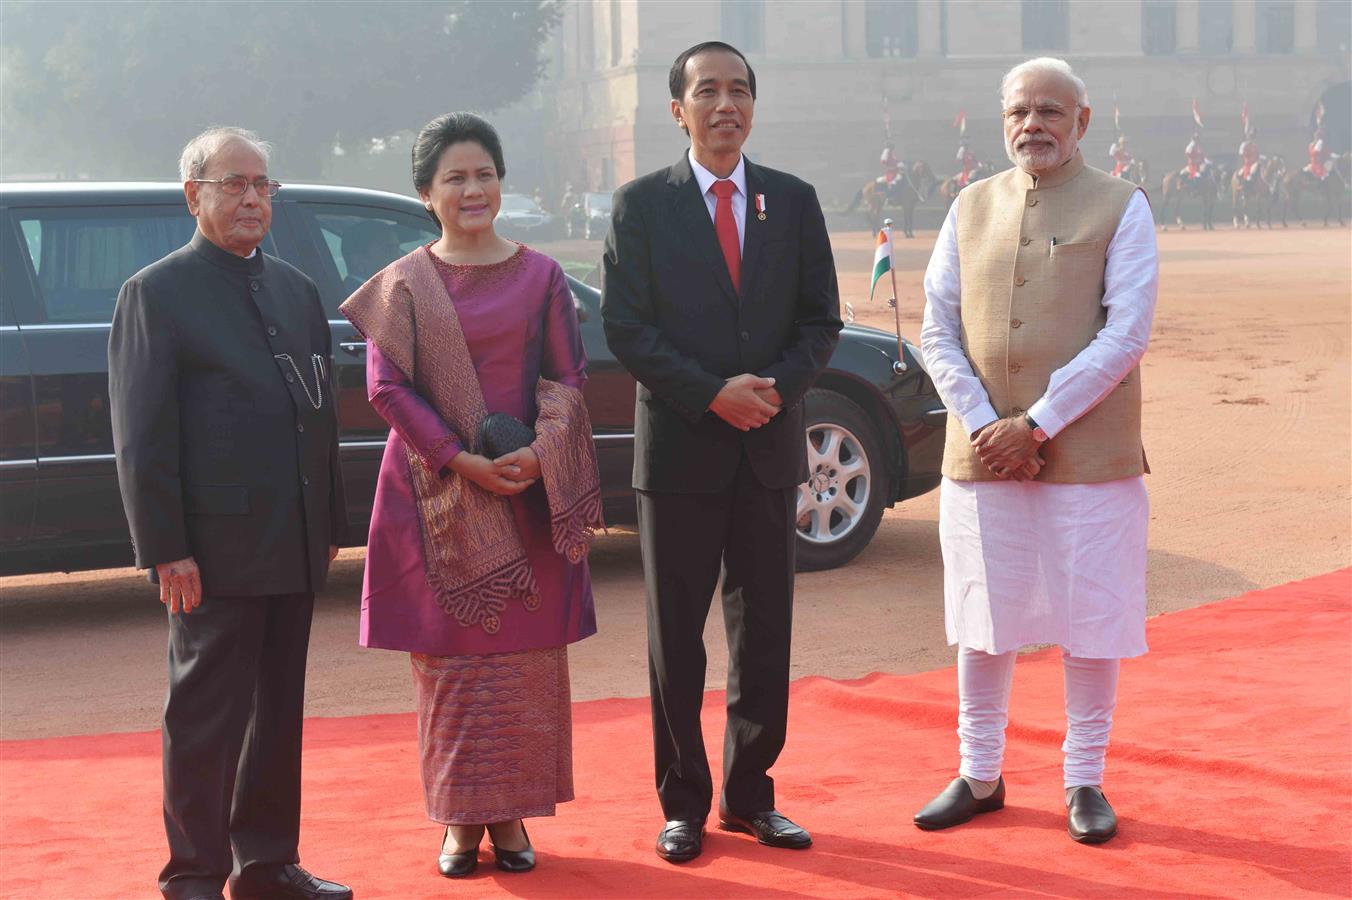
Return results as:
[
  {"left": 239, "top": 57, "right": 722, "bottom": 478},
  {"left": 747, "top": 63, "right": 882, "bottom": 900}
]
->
[
  {"left": 13, "top": 206, "right": 199, "bottom": 324},
  {"left": 500, "top": 195, "right": 538, "bottom": 213},
  {"left": 293, "top": 203, "right": 440, "bottom": 316}
]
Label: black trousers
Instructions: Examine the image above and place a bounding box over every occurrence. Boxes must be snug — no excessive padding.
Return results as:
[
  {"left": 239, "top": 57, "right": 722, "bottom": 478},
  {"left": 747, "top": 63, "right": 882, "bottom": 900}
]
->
[
  {"left": 636, "top": 454, "right": 797, "bottom": 822},
  {"left": 159, "top": 592, "right": 314, "bottom": 900}
]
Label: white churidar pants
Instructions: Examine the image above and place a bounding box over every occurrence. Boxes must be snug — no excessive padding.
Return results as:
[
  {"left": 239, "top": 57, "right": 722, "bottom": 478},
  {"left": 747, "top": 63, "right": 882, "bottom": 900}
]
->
[{"left": 956, "top": 647, "right": 1120, "bottom": 788}]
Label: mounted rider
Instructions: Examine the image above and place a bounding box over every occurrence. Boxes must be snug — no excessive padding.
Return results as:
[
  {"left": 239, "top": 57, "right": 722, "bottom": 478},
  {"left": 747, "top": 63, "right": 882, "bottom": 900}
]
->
[
  {"left": 956, "top": 139, "right": 979, "bottom": 187},
  {"left": 881, "top": 140, "right": 901, "bottom": 187},
  {"left": 1109, "top": 134, "right": 1133, "bottom": 178},
  {"left": 1183, "top": 131, "right": 1208, "bottom": 180},
  {"left": 1307, "top": 127, "right": 1331, "bottom": 180},
  {"left": 1237, "top": 127, "right": 1260, "bottom": 182}
]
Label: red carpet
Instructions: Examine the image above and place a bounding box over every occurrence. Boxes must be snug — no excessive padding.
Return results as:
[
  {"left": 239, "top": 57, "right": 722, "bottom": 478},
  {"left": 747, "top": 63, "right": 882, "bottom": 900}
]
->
[{"left": 3, "top": 569, "right": 1350, "bottom": 899}]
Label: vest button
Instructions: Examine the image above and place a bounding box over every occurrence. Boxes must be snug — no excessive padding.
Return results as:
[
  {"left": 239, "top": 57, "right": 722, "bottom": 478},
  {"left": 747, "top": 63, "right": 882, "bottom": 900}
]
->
[
  {"left": 286, "top": 372, "right": 296, "bottom": 383},
  {"left": 1010, "top": 318, "right": 1023, "bottom": 328},
  {"left": 1009, "top": 363, "right": 1022, "bottom": 373},
  {"left": 267, "top": 326, "right": 277, "bottom": 336},
  {"left": 250, "top": 281, "right": 260, "bottom": 292},
  {"left": 1014, "top": 276, "right": 1027, "bottom": 286},
  {"left": 1027, "top": 198, "right": 1039, "bottom": 207},
  {"left": 1020, "top": 237, "right": 1031, "bottom": 246}
]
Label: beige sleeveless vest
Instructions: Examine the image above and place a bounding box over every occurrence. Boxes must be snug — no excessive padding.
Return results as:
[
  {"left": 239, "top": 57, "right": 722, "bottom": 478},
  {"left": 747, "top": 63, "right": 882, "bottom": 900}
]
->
[{"left": 943, "top": 151, "right": 1147, "bottom": 483}]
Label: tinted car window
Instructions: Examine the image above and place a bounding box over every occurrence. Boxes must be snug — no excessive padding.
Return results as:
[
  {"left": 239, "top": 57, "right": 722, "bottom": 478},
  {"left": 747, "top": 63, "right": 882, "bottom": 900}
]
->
[
  {"left": 13, "top": 206, "right": 198, "bottom": 324},
  {"left": 293, "top": 203, "right": 440, "bottom": 315}
]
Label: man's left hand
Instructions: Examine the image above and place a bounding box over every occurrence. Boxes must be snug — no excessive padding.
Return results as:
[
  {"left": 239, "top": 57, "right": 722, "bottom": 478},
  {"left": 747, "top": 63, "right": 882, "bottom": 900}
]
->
[
  {"left": 753, "top": 386, "right": 783, "bottom": 409},
  {"left": 972, "top": 416, "right": 1043, "bottom": 480}
]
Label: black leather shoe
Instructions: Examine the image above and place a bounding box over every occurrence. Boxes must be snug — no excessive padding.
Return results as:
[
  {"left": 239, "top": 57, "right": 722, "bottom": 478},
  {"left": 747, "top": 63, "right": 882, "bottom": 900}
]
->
[
  {"left": 184, "top": 894, "right": 226, "bottom": 900},
  {"left": 438, "top": 825, "right": 481, "bottom": 878},
  {"left": 913, "top": 776, "right": 1006, "bottom": 830},
  {"left": 230, "top": 864, "right": 352, "bottom": 900},
  {"left": 656, "top": 819, "right": 706, "bottom": 863},
  {"left": 718, "top": 809, "right": 812, "bottom": 849},
  {"left": 1067, "top": 786, "right": 1117, "bottom": 844},
  {"left": 490, "top": 821, "right": 536, "bottom": 873}
]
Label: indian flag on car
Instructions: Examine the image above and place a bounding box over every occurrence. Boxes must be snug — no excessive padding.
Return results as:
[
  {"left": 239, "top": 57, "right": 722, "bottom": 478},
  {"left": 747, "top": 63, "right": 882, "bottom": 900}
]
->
[{"left": 869, "top": 225, "right": 893, "bottom": 301}]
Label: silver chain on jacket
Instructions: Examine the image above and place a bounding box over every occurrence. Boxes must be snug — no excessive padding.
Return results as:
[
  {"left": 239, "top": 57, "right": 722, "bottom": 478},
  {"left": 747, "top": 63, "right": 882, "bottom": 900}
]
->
[{"left": 273, "top": 353, "right": 327, "bottom": 410}]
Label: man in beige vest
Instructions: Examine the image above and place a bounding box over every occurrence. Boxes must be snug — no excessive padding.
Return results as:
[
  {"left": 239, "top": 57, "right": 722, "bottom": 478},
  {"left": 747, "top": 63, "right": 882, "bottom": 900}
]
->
[{"left": 913, "top": 58, "right": 1158, "bottom": 844}]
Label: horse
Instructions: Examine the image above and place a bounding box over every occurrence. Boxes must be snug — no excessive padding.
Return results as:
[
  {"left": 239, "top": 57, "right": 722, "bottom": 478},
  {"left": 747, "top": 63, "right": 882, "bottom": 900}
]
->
[
  {"left": 1119, "top": 158, "right": 1149, "bottom": 188},
  {"left": 1231, "top": 156, "right": 1282, "bottom": 229},
  {"left": 846, "top": 161, "right": 938, "bottom": 237},
  {"left": 1158, "top": 163, "right": 1226, "bottom": 230},
  {"left": 1276, "top": 154, "right": 1349, "bottom": 228},
  {"left": 937, "top": 162, "right": 996, "bottom": 209}
]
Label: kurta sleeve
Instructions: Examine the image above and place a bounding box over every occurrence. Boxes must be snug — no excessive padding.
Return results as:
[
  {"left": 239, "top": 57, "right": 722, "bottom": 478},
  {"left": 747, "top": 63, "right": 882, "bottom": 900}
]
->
[
  {"left": 540, "top": 264, "right": 588, "bottom": 391},
  {"left": 366, "top": 341, "right": 465, "bottom": 471},
  {"left": 921, "top": 196, "right": 1000, "bottom": 438},
  {"left": 108, "top": 275, "right": 189, "bottom": 568},
  {"left": 1025, "top": 191, "right": 1158, "bottom": 439}
]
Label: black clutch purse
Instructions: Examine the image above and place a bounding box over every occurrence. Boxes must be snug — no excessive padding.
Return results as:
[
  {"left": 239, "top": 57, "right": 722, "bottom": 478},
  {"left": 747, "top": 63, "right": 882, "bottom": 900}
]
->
[{"left": 476, "top": 412, "right": 536, "bottom": 458}]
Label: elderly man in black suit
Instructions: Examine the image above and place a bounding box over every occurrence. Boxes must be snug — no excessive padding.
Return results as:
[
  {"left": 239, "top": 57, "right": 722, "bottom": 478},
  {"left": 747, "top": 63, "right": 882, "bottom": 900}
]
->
[
  {"left": 602, "top": 41, "right": 843, "bottom": 863},
  {"left": 109, "top": 127, "right": 351, "bottom": 900}
]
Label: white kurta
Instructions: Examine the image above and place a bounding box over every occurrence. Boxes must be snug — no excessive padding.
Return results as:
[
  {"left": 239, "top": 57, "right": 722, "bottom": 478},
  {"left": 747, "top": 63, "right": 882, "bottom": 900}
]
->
[{"left": 920, "top": 190, "right": 1158, "bottom": 659}]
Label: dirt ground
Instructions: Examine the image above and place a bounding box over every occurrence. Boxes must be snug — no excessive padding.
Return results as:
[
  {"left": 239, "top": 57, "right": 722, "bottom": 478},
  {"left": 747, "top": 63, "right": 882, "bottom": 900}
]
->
[{"left": 1, "top": 225, "right": 1347, "bottom": 741}]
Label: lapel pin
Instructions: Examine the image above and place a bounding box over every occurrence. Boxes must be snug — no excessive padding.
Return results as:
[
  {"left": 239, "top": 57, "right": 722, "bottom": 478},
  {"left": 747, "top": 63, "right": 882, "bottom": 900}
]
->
[{"left": 755, "top": 193, "right": 767, "bottom": 221}]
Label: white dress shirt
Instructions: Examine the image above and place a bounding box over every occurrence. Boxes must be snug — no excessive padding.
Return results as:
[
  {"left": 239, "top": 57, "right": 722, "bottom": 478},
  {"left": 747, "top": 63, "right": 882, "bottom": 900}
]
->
[
  {"left": 919, "top": 188, "right": 1159, "bottom": 660},
  {"left": 688, "top": 149, "right": 747, "bottom": 251}
]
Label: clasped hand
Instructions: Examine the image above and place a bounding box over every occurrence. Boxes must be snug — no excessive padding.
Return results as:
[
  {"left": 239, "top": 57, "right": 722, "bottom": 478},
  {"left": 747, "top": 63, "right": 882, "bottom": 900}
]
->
[
  {"left": 971, "top": 416, "right": 1044, "bottom": 481},
  {"left": 450, "top": 447, "right": 541, "bottom": 496},
  {"left": 710, "top": 374, "right": 782, "bottom": 431}
]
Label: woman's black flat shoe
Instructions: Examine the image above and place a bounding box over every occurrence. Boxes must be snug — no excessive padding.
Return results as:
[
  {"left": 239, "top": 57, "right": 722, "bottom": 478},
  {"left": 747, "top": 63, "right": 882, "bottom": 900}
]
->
[
  {"left": 438, "top": 826, "right": 480, "bottom": 878},
  {"left": 490, "top": 822, "right": 536, "bottom": 873}
]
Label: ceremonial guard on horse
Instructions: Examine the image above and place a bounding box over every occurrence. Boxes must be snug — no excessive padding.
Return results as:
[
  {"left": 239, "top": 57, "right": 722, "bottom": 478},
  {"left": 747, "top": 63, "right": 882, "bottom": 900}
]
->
[
  {"left": 1238, "top": 128, "right": 1261, "bottom": 182},
  {"left": 956, "top": 139, "right": 980, "bottom": 188},
  {"left": 1182, "top": 132, "right": 1208, "bottom": 180},
  {"left": 1109, "top": 135, "right": 1132, "bottom": 178},
  {"left": 1307, "top": 127, "right": 1331, "bottom": 180}
]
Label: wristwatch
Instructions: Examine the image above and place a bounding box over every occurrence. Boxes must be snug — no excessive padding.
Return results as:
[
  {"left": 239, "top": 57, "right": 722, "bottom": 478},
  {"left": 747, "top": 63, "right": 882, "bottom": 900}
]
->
[{"left": 1024, "top": 413, "right": 1049, "bottom": 443}]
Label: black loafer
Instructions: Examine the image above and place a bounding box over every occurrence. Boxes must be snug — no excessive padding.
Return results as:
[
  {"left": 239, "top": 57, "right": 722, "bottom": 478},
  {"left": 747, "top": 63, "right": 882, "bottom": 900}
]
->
[
  {"left": 490, "top": 821, "right": 536, "bottom": 873},
  {"left": 718, "top": 809, "right": 812, "bottom": 849},
  {"left": 656, "top": 819, "right": 706, "bottom": 863},
  {"left": 438, "top": 825, "right": 481, "bottom": 878},
  {"left": 229, "top": 864, "right": 352, "bottom": 900},
  {"left": 1067, "top": 786, "right": 1118, "bottom": 844},
  {"left": 913, "top": 776, "right": 1006, "bottom": 830},
  {"left": 185, "top": 894, "right": 225, "bottom": 900}
]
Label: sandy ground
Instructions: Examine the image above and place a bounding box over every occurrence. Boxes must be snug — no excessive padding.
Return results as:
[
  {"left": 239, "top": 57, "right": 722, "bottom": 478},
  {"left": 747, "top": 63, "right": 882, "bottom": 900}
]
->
[{"left": 1, "top": 225, "right": 1347, "bottom": 741}]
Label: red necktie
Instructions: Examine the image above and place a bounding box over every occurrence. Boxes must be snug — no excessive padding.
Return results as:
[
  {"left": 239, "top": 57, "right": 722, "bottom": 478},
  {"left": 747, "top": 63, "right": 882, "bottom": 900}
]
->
[{"left": 711, "top": 179, "right": 741, "bottom": 291}]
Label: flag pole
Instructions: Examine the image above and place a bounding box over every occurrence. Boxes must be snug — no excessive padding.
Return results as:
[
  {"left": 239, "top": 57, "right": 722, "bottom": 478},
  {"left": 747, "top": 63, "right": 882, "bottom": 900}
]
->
[{"left": 883, "top": 218, "right": 907, "bottom": 373}]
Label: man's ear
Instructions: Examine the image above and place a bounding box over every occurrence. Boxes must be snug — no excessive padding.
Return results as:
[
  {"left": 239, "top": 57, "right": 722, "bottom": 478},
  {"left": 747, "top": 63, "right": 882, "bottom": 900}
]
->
[
  {"left": 183, "top": 181, "right": 200, "bottom": 216},
  {"left": 670, "top": 98, "right": 688, "bottom": 133},
  {"left": 1077, "top": 105, "right": 1092, "bottom": 140}
]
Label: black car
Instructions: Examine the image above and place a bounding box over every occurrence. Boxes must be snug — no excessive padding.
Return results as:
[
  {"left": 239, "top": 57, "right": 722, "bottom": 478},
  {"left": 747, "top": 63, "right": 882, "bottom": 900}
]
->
[{"left": 0, "top": 182, "right": 946, "bottom": 576}]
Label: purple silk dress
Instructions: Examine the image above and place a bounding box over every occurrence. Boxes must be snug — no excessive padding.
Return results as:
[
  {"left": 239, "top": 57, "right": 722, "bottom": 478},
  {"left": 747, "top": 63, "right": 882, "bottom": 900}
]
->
[{"left": 359, "top": 244, "right": 597, "bottom": 657}]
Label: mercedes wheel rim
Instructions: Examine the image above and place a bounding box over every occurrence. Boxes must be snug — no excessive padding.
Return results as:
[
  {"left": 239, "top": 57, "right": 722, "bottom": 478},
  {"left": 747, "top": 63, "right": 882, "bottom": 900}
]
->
[{"left": 796, "top": 423, "right": 871, "bottom": 545}]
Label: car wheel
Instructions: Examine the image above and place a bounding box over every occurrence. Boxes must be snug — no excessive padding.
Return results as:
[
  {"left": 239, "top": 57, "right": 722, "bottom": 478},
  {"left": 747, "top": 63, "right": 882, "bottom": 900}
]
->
[{"left": 795, "top": 389, "right": 891, "bottom": 572}]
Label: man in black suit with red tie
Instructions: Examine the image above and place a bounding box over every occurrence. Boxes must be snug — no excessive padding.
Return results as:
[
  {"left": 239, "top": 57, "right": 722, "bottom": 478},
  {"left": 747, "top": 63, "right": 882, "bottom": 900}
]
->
[{"left": 601, "top": 41, "right": 842, "bottom": 863}]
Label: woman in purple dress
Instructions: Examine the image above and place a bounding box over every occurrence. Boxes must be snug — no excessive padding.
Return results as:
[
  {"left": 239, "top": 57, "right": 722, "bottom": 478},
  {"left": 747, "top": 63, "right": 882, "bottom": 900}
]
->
[{"left": 339, "top": 113, "right": 602, "bottom": 878}]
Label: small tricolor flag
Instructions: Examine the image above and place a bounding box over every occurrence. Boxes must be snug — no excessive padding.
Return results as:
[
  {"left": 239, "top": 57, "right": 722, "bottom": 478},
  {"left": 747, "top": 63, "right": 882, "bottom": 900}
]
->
[
  {"left": 1192, "top": 98, "right": 1204, "bottom": 129},
  {"left": 953, "top": 110, "right": 966, "bottom": 136},
  {"left": 869, "top": 226, "right": 893, "bottom": 301}
]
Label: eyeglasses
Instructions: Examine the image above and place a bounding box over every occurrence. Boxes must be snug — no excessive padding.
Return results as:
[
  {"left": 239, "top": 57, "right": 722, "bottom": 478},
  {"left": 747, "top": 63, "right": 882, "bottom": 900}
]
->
[
  {"left": 191, "top": 176, "right": 281, "bottom": 197},
  {"left": 1002, "top": 105, "right": 1077, "bottom": 125}
]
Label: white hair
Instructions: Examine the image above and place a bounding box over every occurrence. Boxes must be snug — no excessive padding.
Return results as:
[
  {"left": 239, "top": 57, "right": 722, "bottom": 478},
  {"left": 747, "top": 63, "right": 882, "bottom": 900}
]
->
[
  {"left": 178, "top": 126, "right": 272, "bottom": 182},
  {"left": 1000, "top": 57, "right": 1089, "bottom": 109}
]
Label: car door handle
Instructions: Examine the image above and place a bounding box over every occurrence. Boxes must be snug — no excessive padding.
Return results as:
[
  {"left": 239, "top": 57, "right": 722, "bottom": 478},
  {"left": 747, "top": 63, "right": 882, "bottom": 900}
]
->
[{"left": 338, "top": 341, "right": 367, "bottom": 355}]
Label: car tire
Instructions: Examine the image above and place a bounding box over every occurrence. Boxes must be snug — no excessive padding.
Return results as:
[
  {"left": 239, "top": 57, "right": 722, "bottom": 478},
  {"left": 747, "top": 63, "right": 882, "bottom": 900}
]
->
[{"left": 795, "top": 389, "right": 892, "bottom": 572}]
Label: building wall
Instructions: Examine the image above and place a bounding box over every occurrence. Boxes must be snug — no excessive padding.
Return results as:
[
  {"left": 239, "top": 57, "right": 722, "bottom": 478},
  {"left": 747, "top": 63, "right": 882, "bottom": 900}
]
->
[{"left": 540, "top": 0, "right": 1351, "bottom": 207}]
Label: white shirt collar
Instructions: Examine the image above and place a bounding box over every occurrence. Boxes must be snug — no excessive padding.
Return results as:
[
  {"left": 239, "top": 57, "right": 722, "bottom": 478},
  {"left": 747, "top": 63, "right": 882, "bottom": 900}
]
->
[{"left": 688, "top": 148, "right": 747, "bottom": 199}]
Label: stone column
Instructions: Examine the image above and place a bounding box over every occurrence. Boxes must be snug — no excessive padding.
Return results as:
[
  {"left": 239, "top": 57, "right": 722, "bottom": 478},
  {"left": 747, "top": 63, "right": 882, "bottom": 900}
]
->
[
  {"left": 1233, "top": 0, "right": 1256, "bottom": 54},
  {"left": 1176, "top": 0, "right": 1200, "bottom": 53},
  {"left": 917, "top": 0, "right": 944, "bottom": 57},
  {"left": 1294, "top": 0, "right": 1317, "bottom": 52}
]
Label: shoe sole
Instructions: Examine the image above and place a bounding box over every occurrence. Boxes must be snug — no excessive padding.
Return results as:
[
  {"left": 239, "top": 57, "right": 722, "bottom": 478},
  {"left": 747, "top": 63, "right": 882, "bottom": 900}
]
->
[
  {"left": 717, "top": 819, "right": 813, "bottom": 849},
  {"left": 912, "top": 800, "right": 1005, "bottom": 831}
]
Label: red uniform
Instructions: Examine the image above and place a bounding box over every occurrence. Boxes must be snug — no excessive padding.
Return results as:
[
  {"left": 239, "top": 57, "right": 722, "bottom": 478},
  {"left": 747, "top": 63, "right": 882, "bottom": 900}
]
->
[
  {"left": 956, "top": 146, "right": 978, "bottom": 187},
  {"left": 1238, "top": 140, "right": 1260, "bottom": 180},
  {"left": 1110, "top": 141, "right": 1133, "bottom": 178},
  {"left": 1185, "top": 140, "right": 1206, "bottom": 179},
  {"left": 881, "top": 147, "right": 899, "bottom": 186},
  {"left": 1309, "top": 138, "right": 1329, "bottom": 179}
]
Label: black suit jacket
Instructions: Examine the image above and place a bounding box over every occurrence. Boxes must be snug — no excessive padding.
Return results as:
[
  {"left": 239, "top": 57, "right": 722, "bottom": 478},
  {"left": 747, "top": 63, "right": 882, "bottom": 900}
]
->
[
  {"left": 601, "top": 153, "right": 842, "bottom": 493},
  {"left": 108, "top": 231, "right": 348, "bottom": 596}
]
